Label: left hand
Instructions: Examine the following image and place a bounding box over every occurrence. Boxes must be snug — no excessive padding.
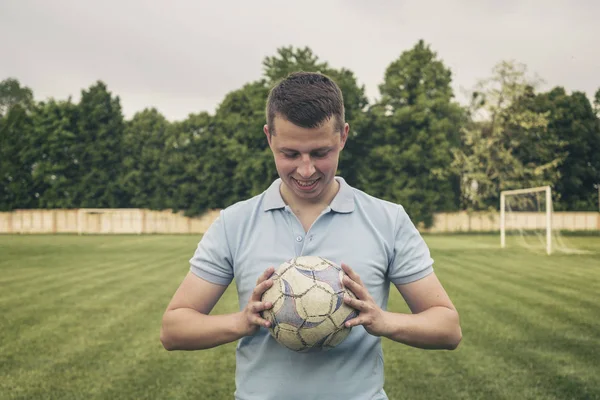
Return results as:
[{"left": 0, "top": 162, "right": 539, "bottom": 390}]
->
[{"left": 341, "top": 262, "right": 389, "bottom": 337}]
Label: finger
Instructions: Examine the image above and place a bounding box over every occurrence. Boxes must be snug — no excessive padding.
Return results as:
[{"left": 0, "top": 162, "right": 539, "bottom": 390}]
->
[
  {"left": 250, "top": 300, "right": 273, "bottom": 313},
  {"left": 257, "top": 317, "right": 272, "bottom": 328},
  {"left": 344, "top": 294, "right": 366, "bottom": 310},
  {"left": 251, "top": 313, "right": 272, "bottom": 328},
  {"left": 341, "top": 263, "right": 363, "bottom": 285},
  {"left": 344, "top": 315, "right": 363, "bottom": 328},
  {"left": 342, "top": 276, "right": 367, "bottom": 299},
  {"left": 256, "top": 266, "right": 275, "bottom": 285},
  {"left": 251, "top": 278, "right": 274, "bottom": 300}
]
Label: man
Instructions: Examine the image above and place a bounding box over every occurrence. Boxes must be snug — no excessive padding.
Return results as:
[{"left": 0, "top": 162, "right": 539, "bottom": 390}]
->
[{"left": 160, "top": 72, "right": 462, "bottom": 400}]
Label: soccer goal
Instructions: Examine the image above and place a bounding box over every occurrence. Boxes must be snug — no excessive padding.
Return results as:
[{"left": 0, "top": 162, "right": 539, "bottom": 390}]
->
[
  {"left": 500, "top": 186, "right": 553, "bottom": 255},
  {"left": 499, "top": 186, "right": 588, "bottom": 255}
]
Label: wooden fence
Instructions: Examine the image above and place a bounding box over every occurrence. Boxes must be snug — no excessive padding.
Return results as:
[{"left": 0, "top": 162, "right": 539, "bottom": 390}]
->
[
  {"left": 0, "top": 209, "right": 221, "bottom": 235},
  {"left": 0, "top": 209, "right": 598, "bottom": 235},
  {"left": 424, "top": 211, "right": 599, "bottom": 233}
]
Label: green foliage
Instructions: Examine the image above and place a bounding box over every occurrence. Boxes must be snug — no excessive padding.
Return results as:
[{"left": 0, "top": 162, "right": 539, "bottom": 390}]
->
[
  {"left": 121, "top": 108, "right": 170, "bottom": 209},
  {"left": 0, "top": 79, "right": 37, "bottom": 210},
  {"left": 0, "top": 104, "right": 36, "bottom": 210},
  {"left": 0, "top": 78, "right": 34, "bottom": 117},
  {"left": 357, "top": 40, "right": 465, "bottom": 227},
  {"left": 452, "top": 61, "right": 563, "bottom": 211},
  {"left": 30, "top": 99, "right": 80, "bottom": 208},
  {"left": 73, "top": 81, "right": 127, "bottom": 208},
  {"left": 531, "top": 88, "right": 600, "bottom": 210},
  {"left": 1, "top": 44, "right": 598, "bottom": 216},
  {"left": 214, "top": 80, "right": 275, "bottom": 201}
]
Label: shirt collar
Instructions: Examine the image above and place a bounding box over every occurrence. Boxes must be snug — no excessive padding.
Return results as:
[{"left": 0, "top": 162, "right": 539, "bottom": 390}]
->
[{"left": 263, "top": 176, "right": 355, "bottom": 213}]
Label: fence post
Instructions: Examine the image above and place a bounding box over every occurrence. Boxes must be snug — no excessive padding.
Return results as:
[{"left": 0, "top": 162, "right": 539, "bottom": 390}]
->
[
  {"left": 140, "top": 209, "right": 146, "bottom": 235},
  {"left": 52, "top": 210, "right": 57, "bottom": 234}
]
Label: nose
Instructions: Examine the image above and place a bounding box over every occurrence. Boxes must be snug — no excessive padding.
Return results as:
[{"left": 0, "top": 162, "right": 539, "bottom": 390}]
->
[{"left": 297, "top": 154, "right": 316, "bottom": 178}]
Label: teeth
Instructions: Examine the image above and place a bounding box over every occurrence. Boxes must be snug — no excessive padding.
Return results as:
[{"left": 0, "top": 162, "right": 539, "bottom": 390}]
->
[{"left": 295, "top": 179, "right": 316, "bottom": 187}]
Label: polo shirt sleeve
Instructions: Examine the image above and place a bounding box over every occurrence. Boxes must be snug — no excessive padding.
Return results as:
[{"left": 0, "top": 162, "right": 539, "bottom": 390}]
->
[
  {"left": 387, "top": 205, "right": 434, "bottom": 285},
  {"left": 189, "top": 210, "right": 234, "bottom": 286}
]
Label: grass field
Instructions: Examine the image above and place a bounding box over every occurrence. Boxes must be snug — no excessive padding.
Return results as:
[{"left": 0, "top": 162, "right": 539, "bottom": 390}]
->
[{"left": 1, "top": 234, "right": 599, "bottom": 400}]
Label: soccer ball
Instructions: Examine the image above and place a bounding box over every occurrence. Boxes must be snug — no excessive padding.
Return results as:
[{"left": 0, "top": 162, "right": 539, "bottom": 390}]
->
[{"left": 260, "top": 256, "right": 359, "bottom": 352}]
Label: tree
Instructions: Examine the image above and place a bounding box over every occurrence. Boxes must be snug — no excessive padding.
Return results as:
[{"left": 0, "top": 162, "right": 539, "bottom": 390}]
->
[
  {"left": 0, "top": 78, "right": 38, "bottom": 210},
  {"left": 72, "top": 81, "right": 126, "bottom": 208},
  {"left": 529, "top": 88, "right": 600, "bottom": 210},
  {"left": 451, "top": 61, "right": 564, "bottom": 211},
  {"left": 358, "top": 40, "right": 464, "bottom": 227},
  {"left": 212, "top": 80, "right": 275, "bottom": 200},
  {"left": 161, "top": 112, "right": 241, "bottom": 216},
  {"left": 0, "top": 78, "right": 34, "bottom": 117},
  {"left": 0, "top": 104, "right": 36, "bottom": 210},
  {"left": 121, "top": 108, "right": 170, "bottom": 209},
  {"left": 30, "top": 99, "right": 80, "bottom": 208}
]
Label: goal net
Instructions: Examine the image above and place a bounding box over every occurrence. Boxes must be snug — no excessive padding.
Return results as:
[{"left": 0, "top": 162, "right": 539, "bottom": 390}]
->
[{"left": 500, "top": 186, "right": 583, "bottom": 255}]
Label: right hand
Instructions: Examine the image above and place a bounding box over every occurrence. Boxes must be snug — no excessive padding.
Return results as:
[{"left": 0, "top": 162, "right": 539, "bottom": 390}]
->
[{"left": 238, "top": 266, "right": 275, "bottom": 336}]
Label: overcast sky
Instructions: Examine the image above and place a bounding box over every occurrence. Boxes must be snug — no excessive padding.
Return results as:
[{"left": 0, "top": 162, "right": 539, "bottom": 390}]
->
[{"left": 1, "top": 0, "right": 598, "bottom": 121}]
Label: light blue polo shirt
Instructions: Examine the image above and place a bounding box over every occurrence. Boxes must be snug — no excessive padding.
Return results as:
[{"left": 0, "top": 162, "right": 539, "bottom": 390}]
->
[{"left": 190, "top": 177, "right": 434, "bottom": 400}]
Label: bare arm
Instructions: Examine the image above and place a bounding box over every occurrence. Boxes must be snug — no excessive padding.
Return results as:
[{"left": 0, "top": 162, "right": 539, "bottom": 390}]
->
[
  {"left": 342, "top": 264, "right": 461, "bottom": 350},
  {"left": 160, "top": 268, "right": 275, "bottom": 351},
  {"left": 385, "top": 273, "right": 462, "bottom": 350}
]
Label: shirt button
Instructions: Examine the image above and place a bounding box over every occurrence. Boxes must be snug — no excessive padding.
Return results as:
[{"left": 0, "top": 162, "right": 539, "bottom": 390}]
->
[{"left": 296, "top": 235, "right": 303, "bottom": 242}]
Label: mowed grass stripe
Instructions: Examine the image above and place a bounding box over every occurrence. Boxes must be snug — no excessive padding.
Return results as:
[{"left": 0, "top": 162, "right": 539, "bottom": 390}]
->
[
  {"left": 435, "top": 255, "right": 600, "bottom": 398},
  {"left": 0, "top": 250, "right": 180, "bottom": 323},
  {"left": 386, "top": 286, "right": 597, "bottom": 399},
  {"left": 432, "top": 248, "right": 600, "bottom": 314},
  {"left": 0, "top": 250, "right": 185, "bottom": 357},
  {"left": 441, "top": 253, "right": 600, "bottom": 346},
  {"left": 433, "top": 245, "right": 599, "bottom": 291},
  {"left": 0, "top": 239, "right": 186, "bottom": 348},
  {"left": 3, "top": 249, "right": 227, "bottom": 400},
  {"left": 382, "top": 314, "right": 524, "bottom": 400},
  {"left": 0, "top": 237, "right": 192, "bottom": 305},
  {"left": 446, "top": 267, "right": 600, "bottom": 369},
  {"left": 0, "top": 257, "right": 148, "bottom": 306},
  {"left": 1, "top": 235, "right": 599, "bottom": 400},
  {"left": 447, "top": 252, "right": 600, "bottom": 327},
  {"left": 385, "top": 249, "right": 600, "bottom": 400},
  {"left": 1, "top": 263, "right": 182, "bottom": 398},
  {"left": 0, "top": 235, "right": 195, "bottom": 287},
  {"left": 93, "top": 287, "right": 239, "bottom": 399}
]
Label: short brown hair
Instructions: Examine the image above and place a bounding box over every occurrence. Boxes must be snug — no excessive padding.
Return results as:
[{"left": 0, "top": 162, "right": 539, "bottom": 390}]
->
[{"left": 266, "top": 71, "right": 345, "bottom": 135}]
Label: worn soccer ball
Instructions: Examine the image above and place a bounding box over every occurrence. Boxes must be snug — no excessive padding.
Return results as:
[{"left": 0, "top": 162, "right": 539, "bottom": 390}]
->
[{"left": 260, "top": 256, "right": 359, "bottom": 352}]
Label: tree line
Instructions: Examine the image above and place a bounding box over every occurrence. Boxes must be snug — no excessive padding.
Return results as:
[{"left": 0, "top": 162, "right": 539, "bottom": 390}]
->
[{"left": 1, "top": 40, "right": 599, "bottom": 227}]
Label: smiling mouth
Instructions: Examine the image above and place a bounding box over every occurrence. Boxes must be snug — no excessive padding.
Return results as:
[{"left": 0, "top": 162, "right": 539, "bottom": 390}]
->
[{"left": 292, "top": 177, "right": 320, "bottom": 189}]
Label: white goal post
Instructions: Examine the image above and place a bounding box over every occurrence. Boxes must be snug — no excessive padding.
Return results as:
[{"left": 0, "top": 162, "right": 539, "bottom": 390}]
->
[{"left": 500, "top": 186, "right": 552, "bottom": 255}]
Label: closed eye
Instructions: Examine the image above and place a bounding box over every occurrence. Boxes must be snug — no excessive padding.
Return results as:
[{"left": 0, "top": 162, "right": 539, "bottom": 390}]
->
[{"left": 312, "top": 150, "right": 330, "bottom": 158}]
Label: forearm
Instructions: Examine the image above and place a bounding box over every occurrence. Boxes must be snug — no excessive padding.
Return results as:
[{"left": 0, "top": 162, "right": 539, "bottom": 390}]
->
[
  {"left": 161, "top": 308, "right": 244, "bottom": 351},
  {"left": 381, "top": 307, "right": 462, "bottom": 350}
]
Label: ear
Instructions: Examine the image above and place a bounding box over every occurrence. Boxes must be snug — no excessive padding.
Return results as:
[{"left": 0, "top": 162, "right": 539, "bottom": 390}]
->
[
  {"left": 263, "top": 124, "right": 272, "bottom": 146},
  {"left": 339, "top": 123, "right": 350, "bottom": 150}
]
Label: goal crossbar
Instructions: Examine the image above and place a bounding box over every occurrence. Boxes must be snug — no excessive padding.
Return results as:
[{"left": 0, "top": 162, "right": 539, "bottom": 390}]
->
[{"left": 500, "top": 186, "right": 551, "bottom": 196}]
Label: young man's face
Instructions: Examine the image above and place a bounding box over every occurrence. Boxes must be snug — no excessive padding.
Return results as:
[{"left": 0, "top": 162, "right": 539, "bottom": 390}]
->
[{"left": 265, "top": 116, "right": 349, "bottom": 204}]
